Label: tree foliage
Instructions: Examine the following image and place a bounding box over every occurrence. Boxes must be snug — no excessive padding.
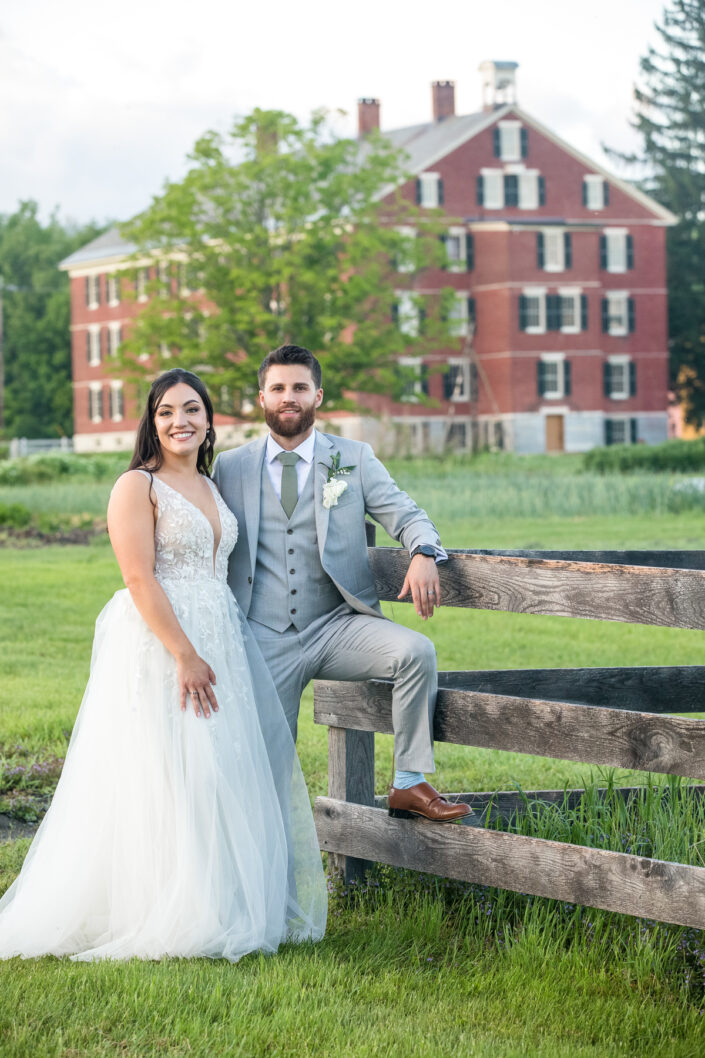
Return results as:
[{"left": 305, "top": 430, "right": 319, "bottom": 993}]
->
[
  {"left": 0, "top": 202, "right": 105, "bottom": 438},
  {"left": 120, "top": 108, "right": 456, "bottom": 416},
  {"left": 615, "top": 0, "right": 705, "bottom": 423}
]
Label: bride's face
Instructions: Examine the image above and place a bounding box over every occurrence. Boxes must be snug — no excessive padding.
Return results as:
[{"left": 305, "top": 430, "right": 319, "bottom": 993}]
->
[{"left": 154, "top": 383, "right": 210, "bottom": 460}]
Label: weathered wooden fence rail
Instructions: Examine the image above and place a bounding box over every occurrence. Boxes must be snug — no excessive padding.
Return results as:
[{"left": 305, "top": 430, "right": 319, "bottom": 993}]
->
[{"left": 314, "top": 545, "right": 705, "bottom": 929}]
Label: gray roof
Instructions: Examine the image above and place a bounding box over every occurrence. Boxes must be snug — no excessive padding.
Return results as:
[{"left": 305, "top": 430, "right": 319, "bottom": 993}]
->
[
  {"left": 383, "top": 110, "right": 493, "bottom": 174},
  {"left": 58, "top": 226, "right": 136, "bottom": 270}
]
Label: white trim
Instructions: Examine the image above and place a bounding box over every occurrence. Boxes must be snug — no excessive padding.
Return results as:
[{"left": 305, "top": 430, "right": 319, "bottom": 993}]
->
[
  {"left": 445, "top": 226, "right": 467, "bottom": 273},
  {"left": 418, "top": 172, "right": 441, "bottom": 208},
  {"left": 87, "top": 325, "right": 101, "bottom": 366},
  {"left": 88, "top": 382, "right": 103, "bottom": 423},
  {"left": 497, "top": 119, "right": 522, "bottom": 162},
  {"left": 522, "top": 286, "right": 547, "bottom": 334},
  {"left": 605, "top": 290, "right": 630, "bottom": 336},
  {"left": 540, "top": 352, "right": 566, "bottom": 399},
  {"left": 558, "top": 286, "right": 581, "bottom": 334},
  {"left": 109, "top": 380, "right": 124, "bottom": 422}
]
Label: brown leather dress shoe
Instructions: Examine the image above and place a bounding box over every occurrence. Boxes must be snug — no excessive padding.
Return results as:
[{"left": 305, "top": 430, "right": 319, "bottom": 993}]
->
[{"left": 388, "top": 782, "right": 473, "bottom": 823}]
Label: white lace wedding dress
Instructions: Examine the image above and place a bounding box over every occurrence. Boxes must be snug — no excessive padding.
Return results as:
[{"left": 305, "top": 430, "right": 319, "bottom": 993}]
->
[{"left": 0, "top": 473, "right": 327, "bottom": 961}]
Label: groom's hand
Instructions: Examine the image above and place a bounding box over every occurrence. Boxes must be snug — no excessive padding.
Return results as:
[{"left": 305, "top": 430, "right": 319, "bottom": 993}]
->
[{"left": 398, "top": 555, "right": 441, "bottom": 620}]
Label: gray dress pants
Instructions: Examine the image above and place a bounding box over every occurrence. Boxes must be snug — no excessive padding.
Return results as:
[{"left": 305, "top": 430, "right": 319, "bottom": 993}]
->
[{"left": 248, "top": 603, "right": 436, "bottom": 773}]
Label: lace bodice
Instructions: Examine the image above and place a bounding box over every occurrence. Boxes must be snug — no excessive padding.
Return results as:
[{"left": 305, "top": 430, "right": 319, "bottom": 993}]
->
[{"left": 140, "top": 472, "right": 238, "bottom": 584}]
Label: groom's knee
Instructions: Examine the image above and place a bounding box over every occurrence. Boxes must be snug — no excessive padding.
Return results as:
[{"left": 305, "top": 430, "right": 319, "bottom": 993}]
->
[{"left": 396, "top": 630, "right": 437, "bottom": 682}]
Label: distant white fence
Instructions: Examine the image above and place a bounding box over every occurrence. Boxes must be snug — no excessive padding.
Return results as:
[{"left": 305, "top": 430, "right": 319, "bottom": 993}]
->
[{"left": 9, "top": 437, "right": 73, "bottom": 458}]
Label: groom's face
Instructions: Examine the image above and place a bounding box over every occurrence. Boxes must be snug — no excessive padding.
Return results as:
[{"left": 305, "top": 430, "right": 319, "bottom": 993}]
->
[{"left": 259, "top": 365, "right": 323, "bottom": 441}]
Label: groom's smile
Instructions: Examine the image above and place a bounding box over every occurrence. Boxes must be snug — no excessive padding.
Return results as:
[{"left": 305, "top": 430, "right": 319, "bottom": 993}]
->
[{"left": 259, "top": 364, "right": 324, "bottom": 447}]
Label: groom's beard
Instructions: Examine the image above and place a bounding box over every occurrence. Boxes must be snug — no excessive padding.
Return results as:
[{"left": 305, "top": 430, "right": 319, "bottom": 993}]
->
[{"left": 264, "top": 404, "right": 316, "bottom": 438}]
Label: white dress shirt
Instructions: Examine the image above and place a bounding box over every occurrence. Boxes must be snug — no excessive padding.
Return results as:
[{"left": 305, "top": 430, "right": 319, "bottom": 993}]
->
[{"left": 265, "top": 429, "right": 317, "bottom": 500}]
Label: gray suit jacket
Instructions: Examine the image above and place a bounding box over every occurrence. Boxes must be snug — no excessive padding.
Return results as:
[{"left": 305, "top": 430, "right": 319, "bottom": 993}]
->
[{"left": 212, "top": 431, "right": 443, "bottom": 620}]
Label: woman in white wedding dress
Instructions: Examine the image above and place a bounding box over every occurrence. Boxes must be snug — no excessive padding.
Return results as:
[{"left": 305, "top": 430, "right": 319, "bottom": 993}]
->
[{"left": 0, "top": 368, "right": 326, "bottom": 961}]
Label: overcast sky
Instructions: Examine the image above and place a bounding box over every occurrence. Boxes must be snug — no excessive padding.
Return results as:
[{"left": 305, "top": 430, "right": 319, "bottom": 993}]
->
[{"left": 1, "top": 0, "right": 667, "bottom": 227}]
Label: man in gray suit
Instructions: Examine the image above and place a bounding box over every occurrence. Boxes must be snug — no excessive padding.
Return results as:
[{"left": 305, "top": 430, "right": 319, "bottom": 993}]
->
[{"left": 213, "top": 345, "right": 470, "bottom": 822}]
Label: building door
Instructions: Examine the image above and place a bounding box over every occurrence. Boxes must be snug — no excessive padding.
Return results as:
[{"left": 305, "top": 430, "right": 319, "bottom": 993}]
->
[{"left": 545, "top": 414, "right": 564, "bottom": 453}]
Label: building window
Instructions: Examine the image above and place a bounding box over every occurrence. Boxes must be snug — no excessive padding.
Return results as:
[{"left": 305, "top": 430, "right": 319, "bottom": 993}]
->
[
  {"left": 537, "top": 355, "right": 570, "bottom": 399},
  {"left": 558, "top": 289, "right": 581, "bottom": 334},
  {"left": 88, "top": 384, "right": 103, "bottom": 423},
  {"left": 605, "top": 418, "right": 638, "bottom": 445},
  {"left": 538, "top": 230, "right": 571, "bottom": 272},
  {"left": 583, "top": 174, "right": 609, "bottom": 209},
  {"left": 108, "top": 323, "right": 122, "bottom": 357},
  {"left": 136, "top": 268, "right": 149, "bottom": 302},
  {"left": 416, "top": 172, "right": 443, "bottom": 208},
  {"left": 604, "top": 357, "right": 636, "bottom": 400},
  {"left": 398, "top": 358, "right": 429, "bottom": 402},
  {"left": 446, "top": 294, "right": 473, "bottom": 337},
  {"left": 519, "top": 288, "right": 547, "bottom": 333},
  {"left": 443, "top": 361, "right": 469, "bottom": 400},
  {"left": 478, "top": 169, "right": 504, "bottom": 209},
  {"left": 600, "top": 230, "right": 633, "bottom": 273},
  {"left": 494, "top": 121, "right": 525, "bottom": 162},
  {"left": 394, "top": 291, "right": 421, "bottom": 337},
  {"left": 395, "top": 226, "right": 417, "bottom": 273},
  {"left": 85, "top": 274, "right": 101, "bottom": 310},
  {"left": 602, "top": 292, "right": 635, "bottom": 336},
  {"left": 518, "top": 171, "right": 542, "bottom": 209},
  {"left": 445, "top": 422, "right": 468, "bottom": 451},
  {"left": 109, "top": 381, "right": 124, "bottom": 422},
  {"left": 444, "top": 227, "right": 468, "bottom": 272},
  {"left": 86, "top": 326, "right": 101, "bottom": 366},
  {"left": 107, "top": 274, "right": 120, "bottom": 306},
  {"left": 157, "top": 261, "right": 171, "bottom": 297}
]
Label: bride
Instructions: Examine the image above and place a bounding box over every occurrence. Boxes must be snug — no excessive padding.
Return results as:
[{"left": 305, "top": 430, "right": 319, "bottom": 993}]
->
[{"left": 0, "top": 368, "right": 327, "bottom": 961}]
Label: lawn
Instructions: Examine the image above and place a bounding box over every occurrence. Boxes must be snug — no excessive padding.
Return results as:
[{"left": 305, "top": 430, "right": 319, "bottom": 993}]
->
[{"left": 1, "top": 454, "right": 705, "bottom": 1056}]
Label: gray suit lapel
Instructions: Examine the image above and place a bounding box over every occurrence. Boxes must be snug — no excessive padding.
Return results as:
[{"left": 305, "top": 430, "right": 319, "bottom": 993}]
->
[
  {"left": 314, "top": 432, "right": 334, "bottom": 556},
  {"left": 243, "top": 437, "right": 267, "bottom": 575}
]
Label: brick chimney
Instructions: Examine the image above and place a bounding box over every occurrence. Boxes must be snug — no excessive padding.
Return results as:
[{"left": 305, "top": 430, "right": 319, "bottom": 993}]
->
[
  {"left": 358, "top": 98, "right": 380, "bottom": 136},
  {"left": 432, "top": 81, "right": 455, "bottom": 122}
]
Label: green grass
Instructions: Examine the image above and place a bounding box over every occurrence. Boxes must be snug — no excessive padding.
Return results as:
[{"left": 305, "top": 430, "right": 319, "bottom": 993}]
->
[{"left": 3, "top": 459, "right": 705, "bottom": 1055}]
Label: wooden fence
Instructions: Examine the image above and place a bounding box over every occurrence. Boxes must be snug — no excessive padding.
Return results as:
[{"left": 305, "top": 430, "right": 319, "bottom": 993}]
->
[{"left": 313, "top": 544, "right": 705, "bottom": 929}]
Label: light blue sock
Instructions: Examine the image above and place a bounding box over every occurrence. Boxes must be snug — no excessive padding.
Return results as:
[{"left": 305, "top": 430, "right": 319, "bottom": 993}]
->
[{"left": 393, "top": 770, "right": 425, "bottom": 790}]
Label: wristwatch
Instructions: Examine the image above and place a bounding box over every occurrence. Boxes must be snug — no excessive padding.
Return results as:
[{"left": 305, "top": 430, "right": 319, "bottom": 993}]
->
[{"left": 410, "top": 544, "right": 437, "bottom": 559}]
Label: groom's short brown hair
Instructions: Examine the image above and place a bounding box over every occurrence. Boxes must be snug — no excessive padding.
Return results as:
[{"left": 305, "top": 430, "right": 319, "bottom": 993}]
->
[{"left": 258, "top": 345, "right": 322, "bottom": 390}]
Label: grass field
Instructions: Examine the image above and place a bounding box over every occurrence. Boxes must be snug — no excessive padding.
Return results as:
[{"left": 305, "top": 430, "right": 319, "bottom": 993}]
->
[{"left": 2, "top": 454, "right": 705, "bottom": 1056}]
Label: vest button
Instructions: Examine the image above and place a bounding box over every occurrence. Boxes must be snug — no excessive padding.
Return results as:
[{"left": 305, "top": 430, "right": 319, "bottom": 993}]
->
[
  {"left": 287, "top": 529, "right": 294, "bottom": 535},
  {"left": 290, "top": 608, "right": 297, "bottom": 614},
  {"left": 288, "top": 548, "right": 294, "bottom": 555},
  {"left": 291, "top": 589, "right": 297, "bottom": 595},
  {"left": 289, "top": 568, "right": 295, "bottom": 574},
  {"left": 247, "top": 576, "right": 252, "bottom": 584}
]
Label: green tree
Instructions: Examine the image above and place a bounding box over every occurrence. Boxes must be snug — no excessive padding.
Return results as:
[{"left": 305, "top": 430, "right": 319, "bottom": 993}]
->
[
  {"left": 612, "top": 0, "right": 705, "bottom": 423},
  {"left": 0, "top": 202, "right": 105, "bottom": 438},
  {"left": 120, "top": 108, "right": 455, "bottom": 416}
]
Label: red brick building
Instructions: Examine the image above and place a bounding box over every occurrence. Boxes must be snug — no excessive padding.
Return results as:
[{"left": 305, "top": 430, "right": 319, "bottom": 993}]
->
[{"left": 60, "top": 62, "right": 675, "bottom": 454}]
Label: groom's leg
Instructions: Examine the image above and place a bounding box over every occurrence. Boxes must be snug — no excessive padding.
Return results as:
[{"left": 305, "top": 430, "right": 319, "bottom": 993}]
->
[
  {"left": 247, "top": 619, "right": 308, "bottom": 742},
  {"left": 308, "top": 610, "right": 436, "bottom": 773}
]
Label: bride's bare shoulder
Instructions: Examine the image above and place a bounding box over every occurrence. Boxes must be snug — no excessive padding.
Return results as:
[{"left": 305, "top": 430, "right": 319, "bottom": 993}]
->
[{"left": 109, "top": 469, "right": 155, "bottom": 509}]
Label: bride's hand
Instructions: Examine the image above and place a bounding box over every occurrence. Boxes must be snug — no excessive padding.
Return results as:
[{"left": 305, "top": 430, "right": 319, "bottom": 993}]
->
[{"left": 177, "top": 653, "right": 219, "bottom": 718}]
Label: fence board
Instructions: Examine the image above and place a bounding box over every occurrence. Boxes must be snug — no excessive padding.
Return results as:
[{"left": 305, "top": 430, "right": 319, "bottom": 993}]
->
[
  {"left": 314, "top": 679, "right": 705, "bottom": 779},
  {"left": 368, "top": 548, "right": 705, "bottom": 629},
  {"left": 315, "top": 798, "right": 705, "bottom": 929},
  {"left": 459, "top": 549, "right": 705, "bottom": 571}
]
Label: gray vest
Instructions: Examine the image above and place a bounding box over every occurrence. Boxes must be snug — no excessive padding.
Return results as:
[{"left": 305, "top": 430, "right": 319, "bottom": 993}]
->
[{"left": 248, "top": 465, "right": 344, "bottom": 632}]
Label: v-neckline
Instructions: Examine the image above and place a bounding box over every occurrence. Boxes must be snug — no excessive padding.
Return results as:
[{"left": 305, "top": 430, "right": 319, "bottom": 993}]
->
[{"left": 152, "top": 475, "right": 222, "bottom": 572}]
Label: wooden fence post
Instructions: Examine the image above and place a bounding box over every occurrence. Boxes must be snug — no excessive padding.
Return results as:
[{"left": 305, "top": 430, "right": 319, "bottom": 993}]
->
[{"left": 327, "top": 727, "right": 375, "bottom": 885}]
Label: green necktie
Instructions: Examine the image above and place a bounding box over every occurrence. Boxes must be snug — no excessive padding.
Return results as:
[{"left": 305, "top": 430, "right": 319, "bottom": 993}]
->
[{"left": 276, "top": 451, "right": 301, "bottom": 518}]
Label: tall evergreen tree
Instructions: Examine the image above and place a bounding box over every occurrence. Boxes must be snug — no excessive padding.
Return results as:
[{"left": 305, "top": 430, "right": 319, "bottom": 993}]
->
[
  {"left": 615, "top": 0, "right": 705, "bottom": 423},
  {"left": 0, "top": 202, "right": 105, "bottom": 438}
]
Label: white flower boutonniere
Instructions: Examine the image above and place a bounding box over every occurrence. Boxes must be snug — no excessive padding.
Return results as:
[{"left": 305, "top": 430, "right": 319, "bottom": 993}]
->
[{"left": 321, "top": 451, "right": 355, "bottom": 509}]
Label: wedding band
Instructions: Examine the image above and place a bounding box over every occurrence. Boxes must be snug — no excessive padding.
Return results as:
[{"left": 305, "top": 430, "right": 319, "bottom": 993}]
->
[
  {"left": 192, "top": 690, "right": 200, "bottom": 697},
  {"left": 428, "top": 590, "right": 436, "bottom": 596}
]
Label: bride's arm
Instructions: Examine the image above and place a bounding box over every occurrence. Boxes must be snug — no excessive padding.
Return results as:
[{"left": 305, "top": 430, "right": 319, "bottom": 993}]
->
[{"left": 107, "top": 471, "right": 218, "bottom": 718}]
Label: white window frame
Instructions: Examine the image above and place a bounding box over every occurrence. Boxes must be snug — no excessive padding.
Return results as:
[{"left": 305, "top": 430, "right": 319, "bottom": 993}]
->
[
  {"left": 137, "top": 268, "right": 149, "bottom": 302},
  {"left": 584, "top": 174, "right": 606, "bottom": 209},
  {"left": 445, "top": 360, "right": 469, "bottom": 401},
  {"left": 445, "top": 226, "right": 467, "bottom": 273},
  {"left": 395, "top": 291, "right": 420, "bottom": 337},
  {"left": 604, "top": 228, "right": 628, "bottom": 273},
  {"left": 398, "top": 357, "right": 426, "bottom": 402},
  {"left": 559, "top": 287, "right": 581, "bottom": 335},
  {"left": 447, "top": 293, "right": 470, "bottom": 337},
  {"left": 498, "top": 120, "right": 522, "bottom": 162},
  {"left": 523, "top": 286, "right": 547, "bottom": 334},
  {"left": 608, "top": 354, "right": 631, "bottom": 400},
  {"left": 419, "top": 172, "right": 440, "bottom": 209},
  {"left": 518, "top": 170, "right": 540, "bottom": 210},
  {"left": 606, "top": 291, "right": 629, "bottom": 336},
  {"left": 542, "top": 229, "right": 565, "bottom": 272},
  {"left": 395, "top": 226, "right": 417, "bottom": 273},
  {"left": 89, "top": 383, "right": 103, "bottom": 423},
  {"left": 86, "top": 274, "right": 100, "bottom": 310},
  {"left": 481, "top": 168, "right": 504, "bottom": 209},
  {"left": 540, "top": 353, "right": 566, "bottom": 400},
  {"left": 157, "top": 260, "right": 170, "bottom": 298},
  {"left": 106, "top": 274, "right": 120, "bottom": 307},
  {"left": 109, "top": 380, "right": 124, "bottom": 422},
  {"left": 108, "top": 322, "right": 121, "bottom": 357},
  {"left": 88, "top": 325, "right": 101, "bottom": 366}
]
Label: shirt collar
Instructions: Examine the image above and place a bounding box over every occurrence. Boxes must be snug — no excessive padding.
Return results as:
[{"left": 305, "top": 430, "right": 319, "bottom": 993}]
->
[{"left": 266, "top": 428, "right": 317, "bottom": 465}]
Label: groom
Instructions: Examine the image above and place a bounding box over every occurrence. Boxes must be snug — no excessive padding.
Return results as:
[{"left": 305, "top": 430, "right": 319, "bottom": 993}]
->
[{"left": 213, "top": 344, "right": 470, "bottom": 822}]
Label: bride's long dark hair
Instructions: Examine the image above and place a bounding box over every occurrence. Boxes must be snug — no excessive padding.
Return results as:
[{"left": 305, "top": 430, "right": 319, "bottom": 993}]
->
[{"left": 128, "top": 369, "right": 216, "bottom": 476}]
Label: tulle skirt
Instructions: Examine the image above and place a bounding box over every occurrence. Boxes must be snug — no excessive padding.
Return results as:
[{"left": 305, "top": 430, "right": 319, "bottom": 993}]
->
[{"left": 0, "top": 577, "right": 327, "bottom": 961}]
